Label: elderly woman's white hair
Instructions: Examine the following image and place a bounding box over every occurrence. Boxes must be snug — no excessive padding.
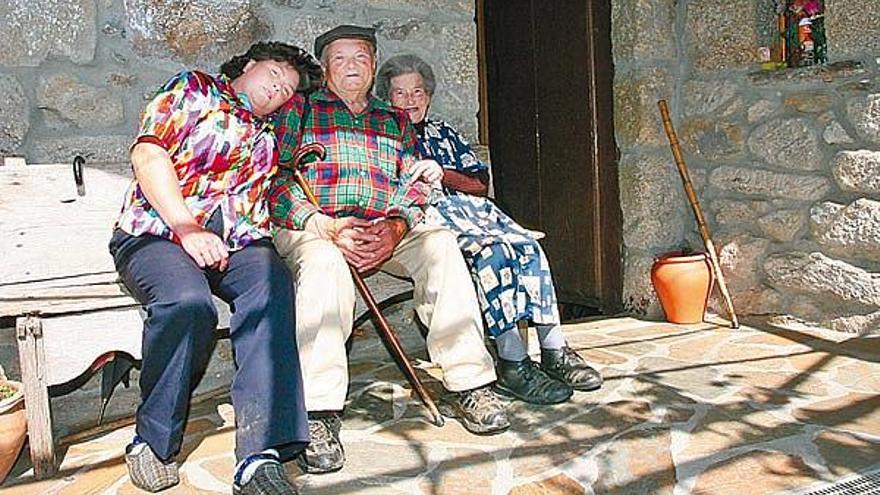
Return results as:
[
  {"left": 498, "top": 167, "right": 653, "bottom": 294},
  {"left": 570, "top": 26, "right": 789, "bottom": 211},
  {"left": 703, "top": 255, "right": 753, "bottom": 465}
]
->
[{"left": 376, "top": 53, "right": 437, "bottom": 100}]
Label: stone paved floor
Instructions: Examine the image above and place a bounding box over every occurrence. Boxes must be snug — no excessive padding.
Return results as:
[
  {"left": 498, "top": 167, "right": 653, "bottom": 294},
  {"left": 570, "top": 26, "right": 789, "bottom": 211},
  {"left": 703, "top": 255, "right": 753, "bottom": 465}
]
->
[{"left": 3, "top": 315, "right": 879, "bottom": 494}]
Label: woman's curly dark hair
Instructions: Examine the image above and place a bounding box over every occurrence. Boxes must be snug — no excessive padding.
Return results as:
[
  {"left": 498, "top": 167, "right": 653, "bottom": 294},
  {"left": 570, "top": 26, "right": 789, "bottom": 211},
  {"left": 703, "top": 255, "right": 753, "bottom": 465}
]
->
[{"left": 220, "top": 41, "right": 323, "bottom": 92}]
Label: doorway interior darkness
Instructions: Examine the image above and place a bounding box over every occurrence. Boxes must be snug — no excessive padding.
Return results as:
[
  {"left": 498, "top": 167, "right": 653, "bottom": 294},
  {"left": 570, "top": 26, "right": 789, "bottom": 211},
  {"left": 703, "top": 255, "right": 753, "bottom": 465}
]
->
[{"left": 477, "top": 0, "right": 622, "bottom": 315}]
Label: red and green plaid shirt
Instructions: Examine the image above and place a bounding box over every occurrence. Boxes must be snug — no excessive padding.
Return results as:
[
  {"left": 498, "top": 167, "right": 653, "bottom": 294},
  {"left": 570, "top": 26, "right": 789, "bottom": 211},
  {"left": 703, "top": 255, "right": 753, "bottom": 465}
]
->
[{"left": 269, "top": 87, "right": 426, "bottom": 230}]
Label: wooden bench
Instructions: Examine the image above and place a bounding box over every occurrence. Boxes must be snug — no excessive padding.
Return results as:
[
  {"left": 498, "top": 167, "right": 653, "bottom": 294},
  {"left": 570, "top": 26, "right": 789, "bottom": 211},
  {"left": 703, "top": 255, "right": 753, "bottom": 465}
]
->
[{"left": 0, "top": 158, "right": 415, "bottom": 479}]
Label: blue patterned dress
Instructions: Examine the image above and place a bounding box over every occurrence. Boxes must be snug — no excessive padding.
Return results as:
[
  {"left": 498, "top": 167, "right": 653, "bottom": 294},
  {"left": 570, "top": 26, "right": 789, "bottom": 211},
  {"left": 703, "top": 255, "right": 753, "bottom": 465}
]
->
[{"left": 415, "top": 119, "right": 561, "bottom": 337}]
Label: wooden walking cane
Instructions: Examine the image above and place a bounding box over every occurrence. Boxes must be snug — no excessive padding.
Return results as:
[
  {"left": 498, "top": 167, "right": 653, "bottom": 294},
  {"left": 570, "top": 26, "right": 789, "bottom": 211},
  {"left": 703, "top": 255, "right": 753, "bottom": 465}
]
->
[
  {"left": 285, "top": 142, "right": 446, "bottom": 426},
  {"left": 657, "top": 100, "right": 740, "bottom": 329}
]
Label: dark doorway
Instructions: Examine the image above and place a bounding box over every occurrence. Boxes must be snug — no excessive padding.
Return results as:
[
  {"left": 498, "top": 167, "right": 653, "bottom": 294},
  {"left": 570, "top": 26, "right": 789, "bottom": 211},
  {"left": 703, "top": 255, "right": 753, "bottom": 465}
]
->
[{"left": 478, "top": 0, "right": 622, "bottom": 313}]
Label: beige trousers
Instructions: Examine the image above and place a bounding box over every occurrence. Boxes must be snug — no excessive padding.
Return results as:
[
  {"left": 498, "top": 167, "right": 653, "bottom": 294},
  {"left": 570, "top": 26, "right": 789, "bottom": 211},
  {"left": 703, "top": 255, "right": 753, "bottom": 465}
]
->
[{"left": 274, "top": 223, "right": 497, "bottom": 411}]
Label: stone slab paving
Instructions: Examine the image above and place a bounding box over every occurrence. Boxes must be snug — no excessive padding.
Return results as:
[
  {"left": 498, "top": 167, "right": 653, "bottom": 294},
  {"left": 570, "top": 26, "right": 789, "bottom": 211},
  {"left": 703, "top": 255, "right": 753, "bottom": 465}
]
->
[{"left": 3, "top": 316, "right": 879, "bottom": 494}]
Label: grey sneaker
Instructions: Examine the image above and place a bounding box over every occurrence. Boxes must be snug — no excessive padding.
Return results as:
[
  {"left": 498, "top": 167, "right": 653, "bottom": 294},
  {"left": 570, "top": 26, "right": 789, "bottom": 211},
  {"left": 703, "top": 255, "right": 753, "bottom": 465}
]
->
[
  {"left": 439, "top": 385, "right": 510, "bottom": 435},
  {"left": 233, "top": 456, "right": 298, "bottom": 495},
  {"left": 296, "top": 413, "right": 345, "bottom": 473},
  {"left": 124, "top": 438, "right": 179, "bottom": 492}
]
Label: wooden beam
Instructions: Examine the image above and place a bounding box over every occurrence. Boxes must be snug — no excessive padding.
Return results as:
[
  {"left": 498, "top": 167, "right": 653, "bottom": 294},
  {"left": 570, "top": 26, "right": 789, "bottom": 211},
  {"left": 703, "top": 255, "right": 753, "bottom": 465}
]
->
[
  {"left": 16, "top": 313, "right": 57, "bottom": 478},
  {"left": 475, "top": 0, "right": 490, "bottom": 145}
]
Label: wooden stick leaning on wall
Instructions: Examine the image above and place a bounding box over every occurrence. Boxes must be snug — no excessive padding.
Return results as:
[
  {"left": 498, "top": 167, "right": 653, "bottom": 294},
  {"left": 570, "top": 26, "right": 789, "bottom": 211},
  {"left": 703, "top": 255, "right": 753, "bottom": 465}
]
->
[
  {"left": 657, "top": 100, "right": 740, "bottom": 329},
  {"left": 284, "top": 142, "right": 445, "bottom": 426}
]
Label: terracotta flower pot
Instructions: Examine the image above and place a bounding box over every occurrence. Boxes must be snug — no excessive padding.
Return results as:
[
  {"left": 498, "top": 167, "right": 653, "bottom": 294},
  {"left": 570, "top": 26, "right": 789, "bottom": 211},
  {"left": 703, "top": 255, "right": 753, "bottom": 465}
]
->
[
  {"left": 651, "top": 251, "right": 714, "bottom": 324},
  {"left": 0, "top": 380, "right": 27, "bottom": 485}
]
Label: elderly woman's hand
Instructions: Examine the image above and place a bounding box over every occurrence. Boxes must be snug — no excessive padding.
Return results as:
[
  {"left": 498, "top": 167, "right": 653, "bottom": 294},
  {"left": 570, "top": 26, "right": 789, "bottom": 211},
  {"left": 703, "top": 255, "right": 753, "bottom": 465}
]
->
[{"left": 407, "top": 159, "right": 443, "bottom": 187}]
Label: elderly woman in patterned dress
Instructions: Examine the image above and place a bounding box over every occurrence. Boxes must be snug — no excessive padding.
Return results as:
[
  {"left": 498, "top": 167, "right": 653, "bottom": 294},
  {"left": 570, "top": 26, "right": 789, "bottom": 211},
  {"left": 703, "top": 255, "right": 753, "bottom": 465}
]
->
[{"left": 376, "top": 54, "right": 603, "bottom": 406}]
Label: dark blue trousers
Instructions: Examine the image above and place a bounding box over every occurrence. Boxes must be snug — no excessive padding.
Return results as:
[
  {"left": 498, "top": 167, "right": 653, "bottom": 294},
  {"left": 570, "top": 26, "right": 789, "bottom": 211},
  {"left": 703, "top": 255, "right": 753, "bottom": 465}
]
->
[{"left": 109, "top": 230, "right": 308, "bottom": 461}]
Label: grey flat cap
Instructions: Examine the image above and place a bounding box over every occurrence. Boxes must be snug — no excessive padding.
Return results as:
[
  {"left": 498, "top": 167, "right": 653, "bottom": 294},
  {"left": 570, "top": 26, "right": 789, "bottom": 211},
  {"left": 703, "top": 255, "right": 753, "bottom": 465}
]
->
[{"left": 314, "top": 24, "right": 376, "bottom": 58}]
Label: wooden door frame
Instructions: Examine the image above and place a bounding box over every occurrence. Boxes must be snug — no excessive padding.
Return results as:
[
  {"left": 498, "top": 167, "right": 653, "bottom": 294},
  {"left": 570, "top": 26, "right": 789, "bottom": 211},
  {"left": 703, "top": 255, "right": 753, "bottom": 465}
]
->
[{"left": 475, "top": 0, "right": 622, "bottom": 313}]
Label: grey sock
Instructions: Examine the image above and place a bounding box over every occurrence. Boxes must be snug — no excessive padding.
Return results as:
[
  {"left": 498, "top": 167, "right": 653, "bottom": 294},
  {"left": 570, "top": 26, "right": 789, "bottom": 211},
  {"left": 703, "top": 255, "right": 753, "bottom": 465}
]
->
[
  {"left": 495, "top": 329, "right": 529, "bottom": 361},
  {"left": 537, "top": 324, "right": 565, "bottom": 350}
]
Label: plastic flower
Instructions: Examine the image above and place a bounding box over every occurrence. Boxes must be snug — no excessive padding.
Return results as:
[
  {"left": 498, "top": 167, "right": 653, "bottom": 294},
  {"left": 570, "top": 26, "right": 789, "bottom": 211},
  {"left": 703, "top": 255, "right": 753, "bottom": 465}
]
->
[{"left": 803, "top": 0, "right": 822, "bottom": 16}]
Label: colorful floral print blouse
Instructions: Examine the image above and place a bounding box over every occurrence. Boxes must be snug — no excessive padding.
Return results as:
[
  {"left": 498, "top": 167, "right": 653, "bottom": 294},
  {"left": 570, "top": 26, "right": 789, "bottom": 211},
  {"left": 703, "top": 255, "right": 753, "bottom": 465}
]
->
[{"left": 115, "top": 70, "right": 283, "bottom": 250}]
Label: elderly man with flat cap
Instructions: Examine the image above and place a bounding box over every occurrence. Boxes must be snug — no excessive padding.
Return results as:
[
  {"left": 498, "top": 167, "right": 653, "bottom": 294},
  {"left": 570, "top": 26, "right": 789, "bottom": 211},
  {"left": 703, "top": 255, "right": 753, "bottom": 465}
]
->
[{"left": 269, "top": 24, "right": 510, "bottom": 474}]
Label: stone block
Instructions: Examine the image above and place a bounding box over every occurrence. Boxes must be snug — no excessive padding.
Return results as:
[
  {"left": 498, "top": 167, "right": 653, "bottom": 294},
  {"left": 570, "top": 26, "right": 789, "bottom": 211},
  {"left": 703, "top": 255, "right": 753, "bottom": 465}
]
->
[
  {"left": 619, "top": 152, "right": 687, "bottom": 250},
  {"left": 712, "top": 199, "right": 771, "bottom": 228},
  {"left": 683, "top": 79, "right": 740, "bottom": 117},
  {"left": 783, "top": 92, "right": 834, "bottom": 114},
  {"left": 686, "top": 0, "right": 760, "bottom": 74},
  {"left": 717, "top": 233, "right": 770, "bottom": 288},
  {"left": 0, "top": 73, "right": 29, "bottom": 155},
  {"left": 365, "top": 0, "right": 471, "bottom": 16},
  {"left": 30, "top": 135, "right": 132, "bottom": 165},
  {"left": 108, "top": 72, "right": 138, "bottom": 88},
  {"left": 510, "top": 474, "right": 585, "bottom": 495},
  {"left": 272, "top": 12, "right": 356, "bottom": 55},
  {"left": 832, "top": 149, "right": 880, "bottom": 195},
  {"left": 592, "top": 427, "right": 676, "bottom": 494},
  {"left": 838, "top": 77, "right": 880, "bottom": 95},
  {"left": 730, "top": 286, "right": 785, "bottom": 316},
  {"left": 824, "top": 311, "right": 880, "bottom": 334},
  {"left": 271, "top": 0, "right": 306, "bottom": 7},
  {"left": 758, "top": 209, "right": 806, "bottom": 242},
  {"left": 611, "top": 0, "right": 676, "bottom": 62},
  {"left": 37, "top": 74, "right": 124, "bottom": 130},
  {"left": 679, "top": 117, "right": 745, "bottom": 160},
  {"left": 748, "top": 99, "right": 780, "bottom": 123},
  {"left": 826, "top": 0, "right": 880, "bottom": 60},
  {"left": 811, "top": 198, "right": 880, "bottom": 263},
  {"left": 749, "top": 60, "right": 867, "bottom": 86},
  {"left": 794, "top": 392, "right": 880, "bottom": 438},
  {"left": 0, "top": 0, "right": 96, "bottom": 66},
  {"left": 622, "top": 252, "right": 663, "bottom": 318},
  {"left": 692, "top": 450, "right": 819, "bottom": 494},
  {"left": 846, "top": 93, "right": 880, "bottom": 144},
  {"left": 709, "top": 166, "right": 830, "bottom": 201},
  {"left": 374, "top": 17, "right": 425, "bottom": 42},
  {"left": 748, "top": 118, "right": 823, "bottom": 171},
  {"left": 124, "top": 0, "right": 270, "bottom": 65},
  {"left": 711, "top": 234, "right": 785, "bottom": 314},
  {"left": 786, "top": 300, "right": 825, "bottom": 323},
  {"left": 764, "top": 251, "right": 880, "bottom": 308},
  {"left": 614, "top": 67, "right": 673, "bottom": 148},
  {"left": 435, "top": 22, "right": 477, "bottom": 90},
  {"left": 815, "top": 430, "right": 880, "bottom": 476},
  {"left": 823, "top": 120, "right": 855, "bottom": 144}
]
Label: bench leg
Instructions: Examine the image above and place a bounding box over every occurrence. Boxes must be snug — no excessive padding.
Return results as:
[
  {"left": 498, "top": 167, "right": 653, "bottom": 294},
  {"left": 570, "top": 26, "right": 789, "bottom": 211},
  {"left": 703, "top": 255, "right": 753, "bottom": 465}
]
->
[{"left": 16, "top": 314, "right": 57, "bottom": 479}]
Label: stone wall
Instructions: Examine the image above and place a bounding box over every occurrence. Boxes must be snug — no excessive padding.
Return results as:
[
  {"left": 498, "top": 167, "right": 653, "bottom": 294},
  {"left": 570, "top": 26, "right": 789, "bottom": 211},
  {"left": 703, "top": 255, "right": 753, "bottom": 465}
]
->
[
  {"left": 0, "top": 0, "right": 477, "bottom": 437},
  {"left": 614, "top": 0, "right": 880, "bottom": 332},
  {"left": 0, "top": 0, "right": 479, "bottom": 163}
]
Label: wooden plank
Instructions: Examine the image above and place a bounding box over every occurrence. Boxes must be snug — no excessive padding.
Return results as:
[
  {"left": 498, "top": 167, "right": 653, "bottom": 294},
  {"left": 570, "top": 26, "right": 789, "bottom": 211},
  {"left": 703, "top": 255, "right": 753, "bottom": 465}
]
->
[
  {"left": 16, "top": 314, "right": 57, "bottom": 478},
  {"left": 0, "top": 163, "right": 132, "bottom": 286},
  {"left": 39, "top": 302, "right": 232, "bottom": 385},
  {"left": 0, "top": 272, "right": 135, "bottom": 317},
  {"left": 41, "top": 308, "right": 144, "bottom": 385},
  {"left": 0, "top": 285, "right": 136, "bottom": 318},
  {"left": 0, "top": 163, "right": 136, "bottom": 317}
]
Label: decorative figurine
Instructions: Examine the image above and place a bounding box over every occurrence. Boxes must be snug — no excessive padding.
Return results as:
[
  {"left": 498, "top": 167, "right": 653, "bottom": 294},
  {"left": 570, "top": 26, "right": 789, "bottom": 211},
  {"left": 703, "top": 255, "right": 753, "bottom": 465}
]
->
[{"left": 785, "top": 0, "right": 827, "bottom": 67}]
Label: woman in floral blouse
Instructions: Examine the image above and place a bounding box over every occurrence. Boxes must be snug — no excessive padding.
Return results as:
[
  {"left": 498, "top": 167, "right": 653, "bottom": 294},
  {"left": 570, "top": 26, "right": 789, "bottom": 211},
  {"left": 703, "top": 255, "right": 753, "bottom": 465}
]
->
[
  {"left": 377, "top": 54, "right": 603, "bottom": 406},
  {"left": 109, "top": 41, "right": 320, "bottom": 495}
]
